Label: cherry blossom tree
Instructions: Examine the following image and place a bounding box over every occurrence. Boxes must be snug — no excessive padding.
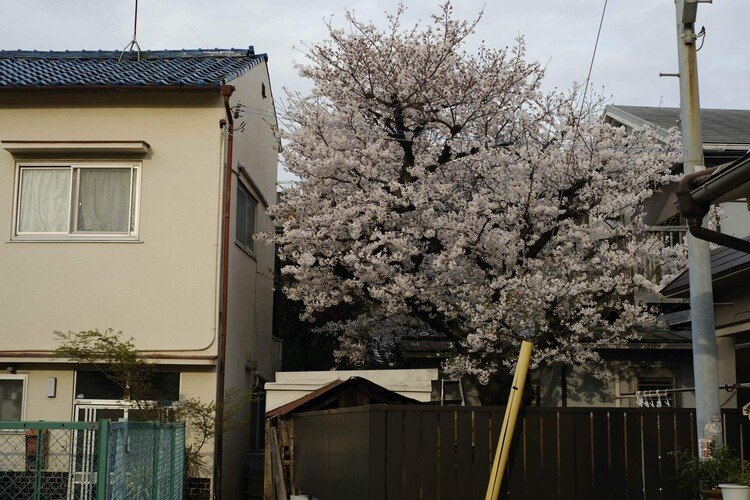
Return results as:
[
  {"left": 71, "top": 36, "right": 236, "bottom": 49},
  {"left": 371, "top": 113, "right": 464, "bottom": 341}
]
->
[{"left": 266, "top": 3, "right": 684, "bottom": 385}]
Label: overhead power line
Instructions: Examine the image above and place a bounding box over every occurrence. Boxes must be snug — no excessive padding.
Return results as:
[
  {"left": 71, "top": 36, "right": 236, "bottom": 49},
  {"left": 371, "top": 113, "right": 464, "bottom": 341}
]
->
[
  {"left": 0, "top": 0, "right": 67, "bottom": 31},
  {"left": 579, "top": 0, "right": 610, "bottom": 114}
]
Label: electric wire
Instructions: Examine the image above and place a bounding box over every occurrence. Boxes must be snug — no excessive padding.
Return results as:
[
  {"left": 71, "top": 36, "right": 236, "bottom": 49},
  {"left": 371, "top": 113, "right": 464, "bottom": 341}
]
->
[
  {"left": 579, "top": 0, "right": 610, "bottom": 116},
  {"left": 167, "top": 0, "right": 207, "bottom": 47},
  {"left": 0, "top": 0, "right": 67, "bottom": 31},
  {"left": 94, "top": 0, "right": 121, "bottom": 47},
  {"left": 80, "top": 0, "right": 120, "bottom": 44}
]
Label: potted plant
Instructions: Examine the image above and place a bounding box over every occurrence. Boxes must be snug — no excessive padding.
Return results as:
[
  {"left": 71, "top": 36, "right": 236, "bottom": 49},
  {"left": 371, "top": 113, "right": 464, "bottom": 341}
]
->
[
  {"left": 719, "top": 466, "right": 750, "bottom": 500},
  {"left": 674, "top": 445, "right": 748, "bottom": 499}
]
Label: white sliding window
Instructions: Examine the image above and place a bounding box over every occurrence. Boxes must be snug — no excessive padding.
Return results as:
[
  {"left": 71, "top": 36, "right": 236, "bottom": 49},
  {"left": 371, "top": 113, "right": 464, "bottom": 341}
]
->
[
  {"left": 14, "top": 163, "right": 140, "bottom": 240},
  {"left": 235, "top": 182, "right": 257, "bottom": 256}
]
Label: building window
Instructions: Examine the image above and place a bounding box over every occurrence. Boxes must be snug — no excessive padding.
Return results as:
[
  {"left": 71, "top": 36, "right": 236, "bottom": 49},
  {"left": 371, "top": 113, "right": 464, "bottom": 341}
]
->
[
  {"left": 13, "top": 163, "right": 140, "bottom": 240},
  {"left": 637, "top": 375, "right": 677, "bottom": 407},
  {"left": 0, "top": 375, "right": 26, "bottom": 420},
  {"left": 236, "top": 182, "right": 257, "bottom": 256}
]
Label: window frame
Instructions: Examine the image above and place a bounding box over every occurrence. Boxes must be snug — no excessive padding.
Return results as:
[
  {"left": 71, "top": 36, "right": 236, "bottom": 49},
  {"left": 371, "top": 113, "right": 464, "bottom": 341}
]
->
[
  {"left": 235, "top": 181, "right": 258, "bottom": 257},
  {"left": 0, "top": 374, "right": 28, "bottom": 421},
  {"left": 12, "top": 162, "right": 142, "bottom": 242},
  {"left": 635, "top": 372, "right": 680, "bottom": 408}
]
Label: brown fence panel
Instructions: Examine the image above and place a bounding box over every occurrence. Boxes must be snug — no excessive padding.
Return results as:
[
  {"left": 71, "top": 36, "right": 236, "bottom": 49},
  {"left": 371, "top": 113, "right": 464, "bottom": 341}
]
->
[
  {"left": 292, "top": 405, "right": 748, "bottom": 500},
  {"left": 659, "top": 412, "right": 678, "bottom": 500},
  {"left": 675, "top": 412, "right": 696, "bottom": 499},
  {"left": 609, "top": 411, "right": 628, "bottom": 500},
  {"left": 557, "top": 411, "right": 577, "bottom": 500},
  {"left": 642, "top": 412, "right": 661, "bottom": 499},
  {"left": 293, "top": 407, "right": 371, "bottom": 500},
  {"left": 403, "top": 411, "right": 421, "bottom": 500},
  {"left": 725, "top": 410, "right": 744, "bottom": 455},
  {"left": 473, "top": 411, "right": 491, "bottom": 495},
  {"left": 591, "top": 412, "right": 610, "bottom": 498},
  {"left": 438, "top": 410, "right": 456, "bottom": 500},
  {"left": 524, "top": 412, "right": 543, "bottom": 500},
  {"left": 420, "top": 411, "right": 439, "bottom": 500},
  {"left": 574, "top": 411, "right": 594, "bottom": 499},
  {"left": 540, "top": 412, "right": 559, "bottom": 500},
  {"left": 625, "top": 412, "right": 644, "bottom": 499},
  {"left": 455, "top": 411, "right": 474, "bottom": 499},
  {"left": 386, "top": 410, "right": 405, "bottom": 499},
  {"left": 368, "top": 408, "right": 387, "bottom": 500}
]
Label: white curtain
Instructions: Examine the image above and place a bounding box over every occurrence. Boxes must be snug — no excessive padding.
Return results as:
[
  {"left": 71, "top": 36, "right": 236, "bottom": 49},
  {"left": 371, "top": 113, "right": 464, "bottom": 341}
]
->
[
  {"left": 17, "top": 168, "right": 70, "bottom": 233},
  {"left": 75, "top": 168, "right": 131, "bottom": 233}
]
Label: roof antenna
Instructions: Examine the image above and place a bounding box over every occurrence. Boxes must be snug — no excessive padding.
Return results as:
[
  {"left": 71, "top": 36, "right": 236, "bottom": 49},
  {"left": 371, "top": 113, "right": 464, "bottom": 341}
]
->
[{"left": 119, "top": 0, "right": 142, "bottom": 62}]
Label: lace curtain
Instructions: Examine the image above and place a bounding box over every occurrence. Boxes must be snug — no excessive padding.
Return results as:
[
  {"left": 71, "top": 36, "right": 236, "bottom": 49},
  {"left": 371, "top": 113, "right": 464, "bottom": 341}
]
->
[
  {"left": 76, "top": 168, "right": 131, "bottom": 232},
  {"left": 17, "top": 168, "right": 69, "bottom": 232},
  {"left": 17, "top": 167, "right": 133, "bottom": 234}
]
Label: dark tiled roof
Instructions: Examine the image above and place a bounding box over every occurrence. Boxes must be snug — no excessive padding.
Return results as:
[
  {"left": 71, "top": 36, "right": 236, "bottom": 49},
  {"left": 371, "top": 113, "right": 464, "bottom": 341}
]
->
[
  {"left": 639, "top": 329, "right": 692, "bottom": 343},
  {"left": 0, "top": 48, "right": 265, "bottom": 88},
  {"left": 609, "top": 105, "right": 750, "bottom": 145},
  {"left": 661, "top": 238, "right": 750, "bottom": 295}
]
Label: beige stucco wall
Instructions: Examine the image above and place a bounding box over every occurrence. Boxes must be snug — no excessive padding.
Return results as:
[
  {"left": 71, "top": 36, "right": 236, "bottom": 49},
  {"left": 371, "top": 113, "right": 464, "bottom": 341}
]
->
[
  {"left": 221, "top": 63, "right": 279, "bottom": 499},
  {"left": 537, "top": 360, "right": 698, "bottom": 408},
  {"left": 0, "top": 62, "right": 279, "bottom": 498},
  {"left": 180, "top": 369, "right": 218, "bottom": 479},
  {"left": 0, "top": 91, "right": 225, "bottom": 355},
  {"left": 16, "top": 367, "right": 76, "bottom": 421}
]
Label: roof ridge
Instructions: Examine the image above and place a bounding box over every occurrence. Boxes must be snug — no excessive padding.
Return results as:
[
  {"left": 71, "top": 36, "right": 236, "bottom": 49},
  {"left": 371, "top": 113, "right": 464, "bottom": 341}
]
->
[
  {"left": 0, "top": 48, "right": 260, "bottom": 60},
  {"left": 0, "top": 47, "right": 266, "bottom": 88},
  {"left": 611, "top": 104, "right": 750, "bottom": 113}
]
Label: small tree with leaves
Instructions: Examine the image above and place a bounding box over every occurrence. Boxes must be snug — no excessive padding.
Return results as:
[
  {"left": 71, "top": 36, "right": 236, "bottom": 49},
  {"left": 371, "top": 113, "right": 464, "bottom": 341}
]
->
[{"left": 54, "top": 329, "right": 248, "bottom": 477}]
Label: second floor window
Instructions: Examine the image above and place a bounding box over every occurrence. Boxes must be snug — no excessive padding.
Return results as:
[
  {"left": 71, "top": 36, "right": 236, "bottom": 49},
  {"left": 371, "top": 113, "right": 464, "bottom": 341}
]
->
[
  {"left": 14, "top": 163, "right": 140, "bottom": 240},
  {"left": 235, "top": 182, "right": 257, "bottom": 256}
]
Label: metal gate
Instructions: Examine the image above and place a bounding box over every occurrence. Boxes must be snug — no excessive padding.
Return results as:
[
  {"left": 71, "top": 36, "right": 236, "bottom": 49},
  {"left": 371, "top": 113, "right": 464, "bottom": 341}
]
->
[{"left": 0, "top": 420, "right": 184, "bottom": 499}]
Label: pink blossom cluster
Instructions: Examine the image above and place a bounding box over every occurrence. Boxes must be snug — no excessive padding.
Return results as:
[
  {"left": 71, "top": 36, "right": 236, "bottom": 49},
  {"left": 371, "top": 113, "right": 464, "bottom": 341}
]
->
[{"left": 262, "top": 3, "right": 684, "bottom": 382}]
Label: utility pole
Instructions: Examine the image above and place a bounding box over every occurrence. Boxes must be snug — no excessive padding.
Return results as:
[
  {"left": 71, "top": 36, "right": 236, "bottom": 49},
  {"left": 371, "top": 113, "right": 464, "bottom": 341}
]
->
[{"left": 674, "top": 0, "right": 723, "bottom": 447}]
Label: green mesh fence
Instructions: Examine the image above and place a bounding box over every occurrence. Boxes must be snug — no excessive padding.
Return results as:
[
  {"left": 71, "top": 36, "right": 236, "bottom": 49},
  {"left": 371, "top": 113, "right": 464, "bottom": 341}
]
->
[
  {"left": 0, "top": 420, "right": 185, "bottom": 500},
  {"left": 106, "top": 422, "right": 185, "bottom": 500}
]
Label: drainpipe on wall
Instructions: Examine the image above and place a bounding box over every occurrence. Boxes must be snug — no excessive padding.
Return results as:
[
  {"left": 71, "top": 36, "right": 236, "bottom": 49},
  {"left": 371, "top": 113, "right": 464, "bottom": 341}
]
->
[
  {"left": 677, "top": 162, "right": 750, "bottom": 254},
  {"left": 214, "top": 83, "right": 235, "bottom": 500}
]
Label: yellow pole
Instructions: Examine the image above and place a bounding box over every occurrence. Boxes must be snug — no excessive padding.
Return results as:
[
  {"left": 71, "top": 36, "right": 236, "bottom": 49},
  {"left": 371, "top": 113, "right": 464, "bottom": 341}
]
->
[{"left": 485, "top": 341, "right": 533, "bottom": 500}]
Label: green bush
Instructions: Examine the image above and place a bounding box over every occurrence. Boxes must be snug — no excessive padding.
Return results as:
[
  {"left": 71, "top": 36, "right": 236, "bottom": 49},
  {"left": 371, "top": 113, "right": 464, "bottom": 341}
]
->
[{"left": 674, "top": 444, "right": 749, "bottom": 492}]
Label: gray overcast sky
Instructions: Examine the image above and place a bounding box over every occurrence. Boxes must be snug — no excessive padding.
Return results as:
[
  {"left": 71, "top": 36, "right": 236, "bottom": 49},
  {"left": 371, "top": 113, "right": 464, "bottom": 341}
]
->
[{"left": 1, "top": 0, "right": 747, "bottom": 181}]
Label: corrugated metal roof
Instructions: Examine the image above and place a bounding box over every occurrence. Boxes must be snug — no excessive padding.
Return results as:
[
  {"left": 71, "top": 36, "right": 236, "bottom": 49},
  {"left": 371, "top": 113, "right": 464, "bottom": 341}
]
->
[
  {"left": 0, "top": 48, "right": 265, "bottom": 88},
  {"left": 608, "top": 105, "right": 750, "bottom": 145},
  {"left": 265, "top": 377, "right": 420, "bottom": 418}
]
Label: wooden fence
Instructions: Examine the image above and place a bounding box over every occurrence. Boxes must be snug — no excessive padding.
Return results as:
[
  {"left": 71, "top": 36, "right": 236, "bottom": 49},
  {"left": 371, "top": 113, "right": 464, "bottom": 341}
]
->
[{"left": 292, "top": 405, "right": 749, "bottom": 500}]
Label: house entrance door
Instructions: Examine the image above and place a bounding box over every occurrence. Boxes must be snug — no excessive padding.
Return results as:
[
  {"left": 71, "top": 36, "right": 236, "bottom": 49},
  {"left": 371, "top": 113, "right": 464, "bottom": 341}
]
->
[{"left": 69, "top": 402, "right": 129, "bottom": 500}]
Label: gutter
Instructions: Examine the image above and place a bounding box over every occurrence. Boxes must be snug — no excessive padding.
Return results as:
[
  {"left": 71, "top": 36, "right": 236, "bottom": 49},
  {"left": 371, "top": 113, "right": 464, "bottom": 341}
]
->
[
  {"left": 0, "top": 84, "right": 220, "bottom": 92},
  {"left": 213, "top": 83, "right": 235, "bottom": 500},
  {"left": 677, "top": 153, "right": 750, "bottom": 253}
]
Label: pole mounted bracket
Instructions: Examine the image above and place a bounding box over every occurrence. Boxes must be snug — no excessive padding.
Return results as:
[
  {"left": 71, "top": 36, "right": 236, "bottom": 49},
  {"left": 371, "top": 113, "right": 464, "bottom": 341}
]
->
[{"left": 680, "top": 0, "right": 698, "bottom": 24}]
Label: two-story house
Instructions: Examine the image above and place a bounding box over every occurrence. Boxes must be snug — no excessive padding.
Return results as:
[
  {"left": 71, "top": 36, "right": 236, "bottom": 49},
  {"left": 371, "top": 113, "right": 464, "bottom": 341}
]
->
[
  {"left": 536, "top": 105, "right": 750, "bottom": 409},
  {"left": 0, "top": 47, "right": 279, "bottom": 498}
]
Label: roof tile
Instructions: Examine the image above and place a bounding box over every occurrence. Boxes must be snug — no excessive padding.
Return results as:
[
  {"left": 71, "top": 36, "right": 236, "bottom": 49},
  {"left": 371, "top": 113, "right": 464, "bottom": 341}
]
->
[
  {"left": 610, "top": 105, "right": 750, "bottom": 145},
  {"left": 0, "top": 49, "right": 265, "bottom": 88}
]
